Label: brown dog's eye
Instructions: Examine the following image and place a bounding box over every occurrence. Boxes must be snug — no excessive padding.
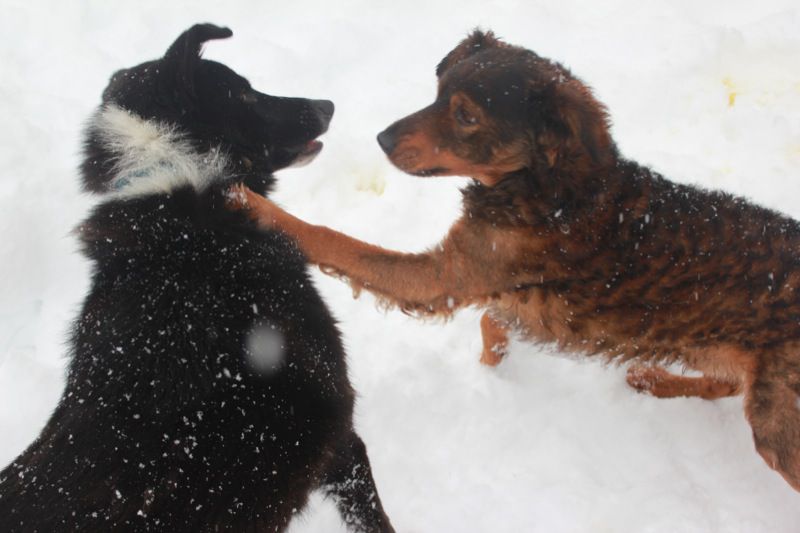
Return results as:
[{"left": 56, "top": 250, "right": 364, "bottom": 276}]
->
[{"left": 454, "top": 105, "right": 478, "bottom": 127}]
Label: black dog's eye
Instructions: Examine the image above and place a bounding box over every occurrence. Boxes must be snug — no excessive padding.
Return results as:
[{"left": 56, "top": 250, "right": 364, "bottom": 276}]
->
[
  {"left": 240, "top": 91, "right": 258, "bottom": 104},
  {"left": 454, "top": 105, "right": 478, "bottom": 127}
]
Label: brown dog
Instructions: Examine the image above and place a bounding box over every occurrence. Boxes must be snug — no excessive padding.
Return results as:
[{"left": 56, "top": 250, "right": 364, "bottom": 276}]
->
[{"left": 231, "top": 30, "right": 800, "bottom": 492}]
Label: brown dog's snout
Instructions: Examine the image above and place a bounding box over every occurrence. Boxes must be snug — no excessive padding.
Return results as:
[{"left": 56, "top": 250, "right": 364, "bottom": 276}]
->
[{"left": 377, "top": 128, "right": 397, "bottom": 155}]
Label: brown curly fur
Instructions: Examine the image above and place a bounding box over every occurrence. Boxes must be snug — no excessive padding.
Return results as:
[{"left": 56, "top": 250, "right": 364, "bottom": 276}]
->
[{"left": 235, "top": 30, "right": 800, "bottom": 492}]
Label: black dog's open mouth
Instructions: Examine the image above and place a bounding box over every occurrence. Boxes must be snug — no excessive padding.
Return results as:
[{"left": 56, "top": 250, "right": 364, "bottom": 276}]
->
[
  {"left": 287, "top": 138, "right": 325, "bottom": 168},
  {"left": 301, "top": 139, "right": 323, "bottom": 158}
]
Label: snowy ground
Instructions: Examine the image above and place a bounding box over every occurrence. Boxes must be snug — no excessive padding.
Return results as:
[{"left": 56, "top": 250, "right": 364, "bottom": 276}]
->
[{"left": 1, "top": 1, "right": 800, "bottom": 531}]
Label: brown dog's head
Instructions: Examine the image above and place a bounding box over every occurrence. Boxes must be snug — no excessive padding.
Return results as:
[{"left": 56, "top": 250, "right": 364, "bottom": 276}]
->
[{"left": 377, "top": 30, "right": 616, "bottom": 186}]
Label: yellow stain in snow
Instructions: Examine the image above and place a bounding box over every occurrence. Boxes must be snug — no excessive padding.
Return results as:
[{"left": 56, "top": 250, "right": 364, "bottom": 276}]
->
[
  {"left": 722, "top": 77, "right": 738, "bottom": 107},
  {"left": 355, "top": 171, "right": 386, "bottom": 196}
]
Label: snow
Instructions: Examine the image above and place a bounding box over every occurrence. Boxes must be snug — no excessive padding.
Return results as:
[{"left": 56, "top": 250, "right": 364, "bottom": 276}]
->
[{"left": 1, "top": 0, "right": 800, "bottom": 531}]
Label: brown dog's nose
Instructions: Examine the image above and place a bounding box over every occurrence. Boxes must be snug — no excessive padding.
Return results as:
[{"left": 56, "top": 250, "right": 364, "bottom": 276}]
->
[{"left": 377, "top": 129, "right": 396, "bottom": 155}]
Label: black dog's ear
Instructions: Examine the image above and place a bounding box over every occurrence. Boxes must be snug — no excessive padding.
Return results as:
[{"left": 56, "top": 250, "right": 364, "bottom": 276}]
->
[
  {"left": 163, "top": 23, "right": 233, "bottom": 96},
  {"left": 530, "top": 80, "right": 614, "bottom": 170},
  {"left": 436, "top": 29, "right": 505, "bottom": 78}
]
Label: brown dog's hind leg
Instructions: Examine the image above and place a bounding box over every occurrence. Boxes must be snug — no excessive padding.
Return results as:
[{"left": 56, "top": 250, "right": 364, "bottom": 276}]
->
[
  {"left": 480, "top": 312, "right": 509, "bottom": 366},
  {"left": 626, "top": 365, "right": 741, "bottom": 400},
  {"left": 745, "top": 367, "right": 800, "bottom": 492}
]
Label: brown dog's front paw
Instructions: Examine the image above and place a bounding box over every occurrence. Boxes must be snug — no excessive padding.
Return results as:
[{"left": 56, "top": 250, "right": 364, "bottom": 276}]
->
[
  {"left": 479, "top": 312, "right": 509, "bottom": 367},
  {"left": 225, "top": 183, "right": 283, "bottom": 229},
  {"left": 225, "top": 183, "right": 250, "bottom": 210},
  {"left": 480, "top": 343, "right": 507, "bottom": 367}
]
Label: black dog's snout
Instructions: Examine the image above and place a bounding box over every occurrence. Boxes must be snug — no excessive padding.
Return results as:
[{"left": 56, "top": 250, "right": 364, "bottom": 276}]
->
[
  {"left": 377, "top": 129, "right": 396, "bottom": 155},
  {"left": 312, "top": 99, "right": 335, "bottom": 128}
]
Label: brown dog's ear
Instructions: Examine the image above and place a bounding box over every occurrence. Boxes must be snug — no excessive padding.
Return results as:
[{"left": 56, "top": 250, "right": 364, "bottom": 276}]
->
[
  {"left": 436, "top": 29, "right": 505, "bottom": 77},
  {"left": 531, "top": 80, "right": 614, "bottom": 170}
]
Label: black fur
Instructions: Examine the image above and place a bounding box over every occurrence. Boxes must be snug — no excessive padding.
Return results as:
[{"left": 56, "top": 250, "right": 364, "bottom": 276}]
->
[{"left": 0, "top": 24, "right": 392, "bottom": 532}]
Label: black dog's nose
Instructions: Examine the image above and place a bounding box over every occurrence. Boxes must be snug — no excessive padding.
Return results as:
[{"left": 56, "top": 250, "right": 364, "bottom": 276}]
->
[
  {"left": 377, "top": 129, "right": 396, "bottom": 155},
  {"left": 312, "top": 99, "right": 335, "bottom": 125}
]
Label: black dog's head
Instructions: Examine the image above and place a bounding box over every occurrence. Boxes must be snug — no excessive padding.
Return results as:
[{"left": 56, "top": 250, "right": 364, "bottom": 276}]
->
[{"left": 83, "top": 23, "right": 333, "bottom": 195}]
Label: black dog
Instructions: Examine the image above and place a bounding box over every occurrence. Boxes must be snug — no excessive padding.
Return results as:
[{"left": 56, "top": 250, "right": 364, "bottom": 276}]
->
[{"left": 0, "top": 24, "right": 393, "bottom": 532}]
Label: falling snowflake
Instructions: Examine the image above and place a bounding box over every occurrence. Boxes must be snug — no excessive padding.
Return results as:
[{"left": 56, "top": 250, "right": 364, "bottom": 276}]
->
[{"left": 245, "top": 322, "right": 286, "bottom": 375}]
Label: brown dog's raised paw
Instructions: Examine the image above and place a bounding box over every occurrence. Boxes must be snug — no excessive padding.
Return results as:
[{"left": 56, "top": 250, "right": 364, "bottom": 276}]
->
[
  {"left": 224, "top": 183, "right": 250, "bottom": 209},
  {"left": 225, "top": 184, "right": 285, "bottom": 230}
]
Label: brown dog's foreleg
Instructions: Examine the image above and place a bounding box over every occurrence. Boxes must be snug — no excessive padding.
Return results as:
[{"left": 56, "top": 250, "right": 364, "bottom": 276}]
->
[
  {"left": 232, "top": 185, "right": 542, "bottom": 315},
  {"left": 626, "top": 365, "right": 741, "bottom": 400},
  {"left": 480, "top": 312, "right": 509, "bottom": 366}
]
